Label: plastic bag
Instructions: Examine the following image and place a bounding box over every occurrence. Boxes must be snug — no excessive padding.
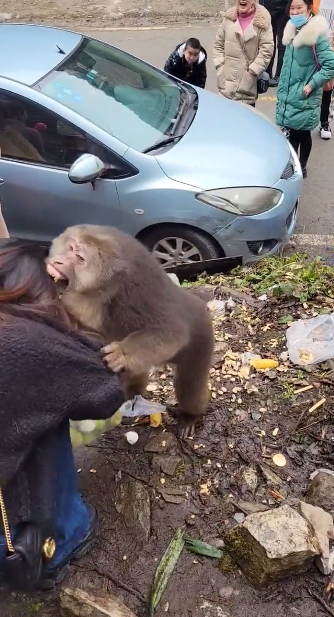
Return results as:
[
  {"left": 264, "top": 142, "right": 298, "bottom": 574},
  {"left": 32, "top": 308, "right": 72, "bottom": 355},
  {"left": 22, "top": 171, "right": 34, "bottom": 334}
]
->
[
  {"left": 286, "top": 312, "right": 334, "bottom": 365},
  {"left": 70, "top": 396, "right": 166, "bottom": 447}
]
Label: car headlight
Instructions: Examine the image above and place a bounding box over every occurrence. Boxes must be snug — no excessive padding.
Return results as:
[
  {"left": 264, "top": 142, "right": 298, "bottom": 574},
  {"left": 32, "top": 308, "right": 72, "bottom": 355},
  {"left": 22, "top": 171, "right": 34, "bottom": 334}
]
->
[{"left": 195, "top": 187, "right": 282, "bottom": 216}]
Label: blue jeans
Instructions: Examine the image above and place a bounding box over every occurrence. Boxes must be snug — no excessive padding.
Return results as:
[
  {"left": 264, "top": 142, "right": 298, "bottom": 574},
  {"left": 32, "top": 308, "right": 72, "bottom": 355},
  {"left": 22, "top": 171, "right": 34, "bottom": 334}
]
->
[{"left": 0, "top": 421, "right": 90, "bottom": 570}]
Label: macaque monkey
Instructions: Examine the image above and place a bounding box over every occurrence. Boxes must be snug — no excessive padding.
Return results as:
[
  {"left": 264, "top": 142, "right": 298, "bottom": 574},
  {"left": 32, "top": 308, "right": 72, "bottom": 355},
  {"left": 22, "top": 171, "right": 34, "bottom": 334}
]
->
[{"left": 46, "top": 225, "right": 214, "bottom": 438}]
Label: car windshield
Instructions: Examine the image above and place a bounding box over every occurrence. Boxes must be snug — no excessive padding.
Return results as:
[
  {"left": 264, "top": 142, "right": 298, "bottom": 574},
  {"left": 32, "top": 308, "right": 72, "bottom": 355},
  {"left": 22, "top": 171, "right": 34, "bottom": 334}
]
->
[{"left": 35, "top": 37, "right": 186, "bottom": 152}]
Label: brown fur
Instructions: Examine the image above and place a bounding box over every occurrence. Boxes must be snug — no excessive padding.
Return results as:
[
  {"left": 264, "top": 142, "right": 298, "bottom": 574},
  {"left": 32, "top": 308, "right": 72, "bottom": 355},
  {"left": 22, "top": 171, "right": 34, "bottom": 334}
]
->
[{"left": 47, "top": 224, "right": 215, "bottom": 438}]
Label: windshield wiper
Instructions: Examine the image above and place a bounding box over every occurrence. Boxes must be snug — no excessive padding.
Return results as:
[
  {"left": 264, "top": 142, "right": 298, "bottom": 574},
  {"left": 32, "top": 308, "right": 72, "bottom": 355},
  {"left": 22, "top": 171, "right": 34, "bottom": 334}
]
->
[{"left": 143, "top": 134, "right": 185, "bottom": 154}]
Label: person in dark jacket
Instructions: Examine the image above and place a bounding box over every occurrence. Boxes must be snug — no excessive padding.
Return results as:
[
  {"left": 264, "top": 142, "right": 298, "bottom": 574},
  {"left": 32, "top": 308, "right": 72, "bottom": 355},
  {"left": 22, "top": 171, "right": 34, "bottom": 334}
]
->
[
  {"left": 164, "top": 38, "right": 207, "bottom": 88},
  {"left": 0, "top": 239, "right": 125, "bottom": 591},
  {"left": 260, "top": 0, "right": 289, "bottom": 86}
]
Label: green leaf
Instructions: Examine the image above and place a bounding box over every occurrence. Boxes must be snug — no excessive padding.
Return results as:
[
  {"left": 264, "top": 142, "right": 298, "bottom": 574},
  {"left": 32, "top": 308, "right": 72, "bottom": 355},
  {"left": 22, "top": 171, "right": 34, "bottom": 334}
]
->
[
  {"left": 277, "top": 315, "right": 294, "bottom": 324},
  {"left": 149, "top": 528, "right": 185, "bottom": 617},
  {"left": 185, "top": 537, "right": 224, "bottom": 559}
]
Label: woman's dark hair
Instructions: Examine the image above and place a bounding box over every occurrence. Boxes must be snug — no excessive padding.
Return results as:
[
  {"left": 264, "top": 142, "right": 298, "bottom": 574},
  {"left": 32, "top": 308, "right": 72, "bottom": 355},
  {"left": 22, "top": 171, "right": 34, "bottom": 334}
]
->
[{"left": 0, "top": 238, "right": 69, "bottom": 323}]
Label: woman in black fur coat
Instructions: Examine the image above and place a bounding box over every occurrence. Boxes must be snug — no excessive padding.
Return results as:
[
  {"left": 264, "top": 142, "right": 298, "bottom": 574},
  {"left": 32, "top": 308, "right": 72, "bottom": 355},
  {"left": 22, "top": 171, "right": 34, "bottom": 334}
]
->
[{"left": 0, "top": 239, "right": 125, "bottom": 591}]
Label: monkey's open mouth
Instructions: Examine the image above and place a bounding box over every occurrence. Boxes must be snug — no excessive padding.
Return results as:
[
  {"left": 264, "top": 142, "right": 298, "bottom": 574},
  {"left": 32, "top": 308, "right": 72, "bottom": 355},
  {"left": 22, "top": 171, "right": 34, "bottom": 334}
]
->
[{"left": 46, "top": 263, "right": 70, "bottom": 292}]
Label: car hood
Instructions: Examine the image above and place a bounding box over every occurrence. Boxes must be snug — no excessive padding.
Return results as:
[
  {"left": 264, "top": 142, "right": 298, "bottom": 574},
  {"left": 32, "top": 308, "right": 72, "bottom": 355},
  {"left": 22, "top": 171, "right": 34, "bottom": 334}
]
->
[{"left": 156, "top": 89, "right": 291, "bottom": 191}]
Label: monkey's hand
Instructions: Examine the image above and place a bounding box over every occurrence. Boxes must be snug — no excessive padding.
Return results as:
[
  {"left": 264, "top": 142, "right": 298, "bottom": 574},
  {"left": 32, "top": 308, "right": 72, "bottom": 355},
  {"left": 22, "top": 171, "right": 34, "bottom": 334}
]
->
[{"left": 102, "top": 342, "right": 129, "bottom": 373}]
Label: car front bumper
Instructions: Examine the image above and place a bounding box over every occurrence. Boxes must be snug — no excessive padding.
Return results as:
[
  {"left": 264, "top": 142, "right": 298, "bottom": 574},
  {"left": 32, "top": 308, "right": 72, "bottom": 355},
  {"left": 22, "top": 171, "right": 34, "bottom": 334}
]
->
[{"left": 212, "top": 172, "right": 302, "bottom": 264}]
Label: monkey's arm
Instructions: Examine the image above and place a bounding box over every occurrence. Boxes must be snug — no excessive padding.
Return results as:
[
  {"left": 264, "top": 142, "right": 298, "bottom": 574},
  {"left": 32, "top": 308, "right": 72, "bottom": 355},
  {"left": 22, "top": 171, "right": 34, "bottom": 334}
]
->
[{"left": 102, "top": 327, "right": 190, "bottom": 374}]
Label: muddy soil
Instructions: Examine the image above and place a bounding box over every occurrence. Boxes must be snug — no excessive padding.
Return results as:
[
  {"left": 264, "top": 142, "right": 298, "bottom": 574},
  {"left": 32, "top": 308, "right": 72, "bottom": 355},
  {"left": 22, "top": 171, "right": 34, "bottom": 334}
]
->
[
  {"left": 1, "top": 291, "right": 333, "bottom": 617},
  {"left": 0, "top": 0, "right": 229, "bottom": 31}
]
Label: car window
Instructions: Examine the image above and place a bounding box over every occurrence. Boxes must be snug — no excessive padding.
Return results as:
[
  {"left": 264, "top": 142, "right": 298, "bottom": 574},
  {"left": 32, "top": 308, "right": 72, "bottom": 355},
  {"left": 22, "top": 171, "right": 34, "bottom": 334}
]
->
[
  {"left": 0, "top": 92, "right": 110, "bottom": 170},
  {"left": 35, "top": 37, "right": 186, "bottom": 152}
]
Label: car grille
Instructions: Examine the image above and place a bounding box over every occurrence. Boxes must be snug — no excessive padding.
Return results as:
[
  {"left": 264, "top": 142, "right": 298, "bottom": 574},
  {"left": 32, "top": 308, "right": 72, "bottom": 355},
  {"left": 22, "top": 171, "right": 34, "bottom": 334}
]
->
[{"left": 280, "top": 162, "right": 294, "bottom": 179}]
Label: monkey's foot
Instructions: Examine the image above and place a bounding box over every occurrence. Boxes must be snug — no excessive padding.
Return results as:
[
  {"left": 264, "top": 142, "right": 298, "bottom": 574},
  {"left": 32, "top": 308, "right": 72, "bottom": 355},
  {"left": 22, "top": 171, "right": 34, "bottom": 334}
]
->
[
  {"left": 174, "top": 409, "right": 200, "bottom": 440},
  {"left": 102, "top": 342, "right": 128, "bottom": 373}
]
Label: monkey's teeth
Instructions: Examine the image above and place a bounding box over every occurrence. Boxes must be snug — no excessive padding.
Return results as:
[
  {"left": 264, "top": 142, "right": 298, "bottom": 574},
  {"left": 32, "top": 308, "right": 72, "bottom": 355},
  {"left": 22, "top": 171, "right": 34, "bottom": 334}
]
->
[{"left": 46, "top": 263, "right": 62, "bottom": 282}]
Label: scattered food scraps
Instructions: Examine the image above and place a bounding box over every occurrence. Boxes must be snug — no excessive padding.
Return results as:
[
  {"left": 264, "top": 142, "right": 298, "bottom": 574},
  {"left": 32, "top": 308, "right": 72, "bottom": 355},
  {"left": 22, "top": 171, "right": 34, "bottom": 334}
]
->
[
  {"left": 125, "top": 431, "right": 139, "bottom": 445},
  {"left": 308, "top": 397, "right": 326, "bottom": 414},
  {"left": 150, "top": 413, "right": 162, "bottom": 427},
  {"left": 250, "top": 358, "right": 279, "bottom": 371},
  {"left": 272, "top": 454, "right": 287, "bottom": 467}
]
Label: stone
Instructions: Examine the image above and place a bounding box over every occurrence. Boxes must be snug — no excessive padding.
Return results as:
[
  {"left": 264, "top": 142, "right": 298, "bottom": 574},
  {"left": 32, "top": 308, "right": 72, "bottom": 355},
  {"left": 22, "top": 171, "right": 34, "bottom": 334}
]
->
[
  {"left": 233, "top": 512, "right": 245, "bottom": 524},
  {"left": 218, "top": 586, "right": 240, "bottom": 599},
  {"left": 305, "top": 472, "right": 334, "bottom": 516},
  {"left": 224, "top": 505, "right": 320, "bottom": 587},
  {"left": 60, "top": 587, "right": 137, "bottom": 616},
  {"left": 298, "top": 501, "right": 334, "bottom": 575},
  {"left": 144, "top": 432, "right": 177, "bottom": 454},
  {"left": 114, "top": 480, "right": 151, "bottom": 541},
  {"left": 234, "top": 501, "right": 270, "bottom": 515},
  {"left": 151, "top": 454, "right": 182, "bottom": 476},
  {"left": 240, "top": 467, "right": 258, "bottom": 493}
]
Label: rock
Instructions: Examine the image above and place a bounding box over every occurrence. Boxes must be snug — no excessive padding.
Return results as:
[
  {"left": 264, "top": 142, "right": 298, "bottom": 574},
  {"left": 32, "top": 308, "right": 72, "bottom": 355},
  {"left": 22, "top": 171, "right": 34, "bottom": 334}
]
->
[
  {"left": 309, "top": 468, "right": 334, "bottom": 480},
  {"left": 259, "top": 463, "right": 283, "bottom": 487},
  {"left": 144, "top": 432, "right": 177, "bottom": 454},
  {"left": 219, "top": 585, "right": 240, "bottom": 599},
  {"left": 234, "top": 500, "right": 270, "bottom": 515},
  {"left": 60, "top": 587, "right": 137, "bottom": 617},
  {"left": 305, "top": 472, "right": 334, "bottom": 516},
  {"left": 152, "top": 454, "right": 182, "bottom": 476},
  {"left": 200, "top": 600, "right": 229, "bottom": 617},
  {"left": 240, "top": 467, "right": 258, "bottom": 493},
  {"left": 0, "top": 13, "right": 12, "bottom": 20},
  {"left": 298, "top": 501, "right": 334, "bottom": 575},
  {"left": 233, "top": 512, "right": 245, "bottom": 524},
  {"left": 251, "top": 412, "right": 262, "bottom": 422},
  {"left": 224, "top": 505, "right": 320, "bottom": 586},
  {"left": 115, "top": 480, "right": 151, "bottom": 541},
  {"left": 265, "top": 370, "right": 277, "bottom": 379}
]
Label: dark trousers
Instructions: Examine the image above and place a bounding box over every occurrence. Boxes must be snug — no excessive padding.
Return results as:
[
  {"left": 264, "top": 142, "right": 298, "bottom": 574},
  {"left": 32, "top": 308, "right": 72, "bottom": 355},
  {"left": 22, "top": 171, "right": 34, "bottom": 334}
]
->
[
  {"left": 288, "top": 129, "right": 312, "bottom": 168},
  {"left": 320, "top": 88, "right": 333, "bottom": 125},
  {"left": 268, "top": 12, "right": 289, "bottom": 79}
]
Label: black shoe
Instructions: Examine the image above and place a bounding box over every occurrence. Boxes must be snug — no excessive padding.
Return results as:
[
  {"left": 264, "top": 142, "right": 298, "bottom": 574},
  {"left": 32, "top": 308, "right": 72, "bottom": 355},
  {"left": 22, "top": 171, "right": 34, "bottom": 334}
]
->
[
  {"left": 269, "top": 77, "right": 279, "bottom": 87},
  {"left": 302, "top": 167, "right": 307, "bottom": 179},
  {"left": 39, "top": 504, "right": 99, "bottom": 590}
]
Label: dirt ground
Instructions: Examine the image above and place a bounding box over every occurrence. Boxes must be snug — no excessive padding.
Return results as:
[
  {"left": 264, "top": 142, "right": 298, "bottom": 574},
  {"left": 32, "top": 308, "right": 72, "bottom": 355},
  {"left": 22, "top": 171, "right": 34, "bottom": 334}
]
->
[
  {"left": 2, "top": 273, "right": 334, "bottom": 617},
  {"left": 0, "top": 0, "right": 229, "bottom": 30}
]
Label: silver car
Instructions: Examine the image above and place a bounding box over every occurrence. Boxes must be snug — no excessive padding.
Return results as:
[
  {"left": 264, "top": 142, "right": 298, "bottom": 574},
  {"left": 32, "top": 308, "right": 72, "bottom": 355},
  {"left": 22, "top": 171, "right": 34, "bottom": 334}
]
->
[{"left": 0, "top": 24, "right": 302, "bottom": 267}]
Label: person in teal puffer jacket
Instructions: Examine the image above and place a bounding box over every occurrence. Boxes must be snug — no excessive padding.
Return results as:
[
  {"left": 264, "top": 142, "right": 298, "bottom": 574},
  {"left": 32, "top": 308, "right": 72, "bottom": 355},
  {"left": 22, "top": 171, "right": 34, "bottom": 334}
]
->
[{"left": 276, "top": 0, "right": 334, "bottom": 178}]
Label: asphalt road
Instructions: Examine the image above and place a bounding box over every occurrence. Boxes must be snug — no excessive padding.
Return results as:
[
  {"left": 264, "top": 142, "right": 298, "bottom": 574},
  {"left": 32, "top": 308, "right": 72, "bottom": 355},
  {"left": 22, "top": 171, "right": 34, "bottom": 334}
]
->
[{"left": 87, "top": 24, "right": 334, "bottom": 260}]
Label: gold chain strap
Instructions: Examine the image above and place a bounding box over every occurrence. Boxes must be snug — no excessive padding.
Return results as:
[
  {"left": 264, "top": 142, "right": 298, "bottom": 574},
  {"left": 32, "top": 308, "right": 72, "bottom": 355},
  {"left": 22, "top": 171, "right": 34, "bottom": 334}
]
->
[
  {"left": 0, "top": 487, "right": 14, "bottom": 553},
  {"left": 0, "top": 486, "right": 56, "bottom": 559}
]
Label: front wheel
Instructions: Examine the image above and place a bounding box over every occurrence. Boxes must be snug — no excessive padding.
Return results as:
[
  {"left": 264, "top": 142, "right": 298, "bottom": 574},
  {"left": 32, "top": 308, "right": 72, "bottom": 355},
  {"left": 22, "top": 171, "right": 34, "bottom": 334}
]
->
[{"left": 141, "top": 226, "right": 223, "bottom": 268}]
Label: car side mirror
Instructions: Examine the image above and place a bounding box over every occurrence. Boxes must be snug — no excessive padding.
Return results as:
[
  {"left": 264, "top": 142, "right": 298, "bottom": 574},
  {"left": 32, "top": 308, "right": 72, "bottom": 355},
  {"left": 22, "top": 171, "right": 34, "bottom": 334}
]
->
[{"left": 68, "top": 153, "right": 105, "bottom": 184}]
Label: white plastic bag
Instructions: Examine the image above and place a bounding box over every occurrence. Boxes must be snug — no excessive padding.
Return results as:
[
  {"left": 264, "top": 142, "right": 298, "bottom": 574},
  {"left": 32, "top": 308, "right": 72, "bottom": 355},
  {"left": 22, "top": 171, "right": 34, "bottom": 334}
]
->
[
  {"left": 286, "top": 312, "right": 334, "bottom": 365},
  {"left": 70, "top": 396, "right": 166, "bottom": 447}
]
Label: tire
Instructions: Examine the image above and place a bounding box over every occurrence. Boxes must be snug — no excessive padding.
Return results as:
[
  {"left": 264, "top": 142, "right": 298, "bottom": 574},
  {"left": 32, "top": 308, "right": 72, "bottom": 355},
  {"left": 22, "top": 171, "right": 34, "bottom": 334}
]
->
[{"left": 141, "top": 225, "right": 223, "bottom": 268}]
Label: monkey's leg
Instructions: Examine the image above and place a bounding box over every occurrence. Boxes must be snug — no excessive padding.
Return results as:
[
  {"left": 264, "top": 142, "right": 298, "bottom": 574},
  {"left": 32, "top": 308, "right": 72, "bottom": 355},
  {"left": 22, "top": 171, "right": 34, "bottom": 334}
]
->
[
  {"left": 173, "top": 328, "right": 214, "bottom": 439},
  {"left": 102, "top": 328, "right": 189, "bottom": 375},
  {"left": 122, "top": 371, "right": 149, "bottom": 400}
]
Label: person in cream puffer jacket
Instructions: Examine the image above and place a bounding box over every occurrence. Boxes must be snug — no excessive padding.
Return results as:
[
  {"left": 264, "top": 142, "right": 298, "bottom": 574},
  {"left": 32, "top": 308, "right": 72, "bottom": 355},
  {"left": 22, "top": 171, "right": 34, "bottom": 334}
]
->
[{"left": 213, "top": 0, "right": 274, "bottom": 106}]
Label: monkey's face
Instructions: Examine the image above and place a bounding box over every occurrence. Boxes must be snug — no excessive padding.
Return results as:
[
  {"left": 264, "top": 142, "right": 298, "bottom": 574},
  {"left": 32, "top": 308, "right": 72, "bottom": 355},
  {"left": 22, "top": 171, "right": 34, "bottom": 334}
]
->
[
  {"left": 47, "top": 226, "right": 122, "bottom": 295},
  {"left": 47, "top": 231, "right": 102, "bottom": 293}
]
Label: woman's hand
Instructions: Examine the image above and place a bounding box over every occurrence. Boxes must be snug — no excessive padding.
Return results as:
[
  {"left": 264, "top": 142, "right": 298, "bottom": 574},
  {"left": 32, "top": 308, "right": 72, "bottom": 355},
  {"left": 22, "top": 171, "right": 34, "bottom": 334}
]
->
[{"left": 303, "top": 84, "right": 313, "bottom": 97}]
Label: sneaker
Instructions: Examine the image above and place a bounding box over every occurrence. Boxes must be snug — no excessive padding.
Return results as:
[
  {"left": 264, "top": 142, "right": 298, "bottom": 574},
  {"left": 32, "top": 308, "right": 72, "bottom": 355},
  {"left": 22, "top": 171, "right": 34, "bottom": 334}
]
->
[
  {"left": 39, "top": 504, "right": 99, "bottom": 590},
  {"left": 302, "top": 167, "right": 307, "bottom": 179},
  {"left": 320, "top": 122, "right": 332, "bottom": 140},
  {"left": 269, "top": 77, "right": 279, "bottom": 87}
]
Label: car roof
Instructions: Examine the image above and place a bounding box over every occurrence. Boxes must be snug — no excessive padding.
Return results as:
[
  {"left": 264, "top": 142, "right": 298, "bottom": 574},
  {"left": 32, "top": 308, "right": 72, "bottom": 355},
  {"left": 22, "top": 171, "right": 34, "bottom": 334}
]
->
[{"left": 0, "top": 24, "right": 82, "bottom": 87}]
